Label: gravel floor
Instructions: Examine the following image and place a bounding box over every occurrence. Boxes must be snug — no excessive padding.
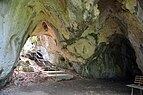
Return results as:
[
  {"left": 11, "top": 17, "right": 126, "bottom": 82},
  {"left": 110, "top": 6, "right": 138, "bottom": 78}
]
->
[{"left": 1, "top": 79, "right": 133, "bottom": 95}]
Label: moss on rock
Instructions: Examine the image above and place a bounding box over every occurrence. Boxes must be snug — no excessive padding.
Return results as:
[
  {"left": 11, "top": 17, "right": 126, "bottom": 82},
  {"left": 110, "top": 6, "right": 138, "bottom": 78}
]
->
[{"left": 67, "top": 38, "right": 96, "bottom": 59}]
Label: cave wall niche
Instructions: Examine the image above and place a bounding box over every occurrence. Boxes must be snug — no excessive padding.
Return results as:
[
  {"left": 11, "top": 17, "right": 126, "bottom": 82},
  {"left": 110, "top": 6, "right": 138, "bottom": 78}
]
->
[{"left": 84, "top": 34, "right": 142, "bottom": 79}]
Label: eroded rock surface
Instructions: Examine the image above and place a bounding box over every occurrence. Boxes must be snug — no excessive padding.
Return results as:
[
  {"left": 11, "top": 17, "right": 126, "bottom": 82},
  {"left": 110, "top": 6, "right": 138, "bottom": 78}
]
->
[{"left": 0, "top": 0, "right": 143, "bottom": 88}]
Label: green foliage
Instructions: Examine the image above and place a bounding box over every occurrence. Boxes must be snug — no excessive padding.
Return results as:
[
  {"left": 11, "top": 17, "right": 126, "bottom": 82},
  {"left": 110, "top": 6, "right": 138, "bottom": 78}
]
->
[{"left": 29, "top": 36, "right": 37, "bottom": 45}]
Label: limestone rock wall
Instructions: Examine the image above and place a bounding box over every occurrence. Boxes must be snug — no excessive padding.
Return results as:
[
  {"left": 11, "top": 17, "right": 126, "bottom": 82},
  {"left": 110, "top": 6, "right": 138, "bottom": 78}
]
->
[
  {"left": 0, "top": 0, "right": 143, "bottom": 87},
  {"left": 83, "top": 0, "right": 143, "bottom": 79},
  {"left": 0, "top": 0, "right": 99, "bottom": 87}
]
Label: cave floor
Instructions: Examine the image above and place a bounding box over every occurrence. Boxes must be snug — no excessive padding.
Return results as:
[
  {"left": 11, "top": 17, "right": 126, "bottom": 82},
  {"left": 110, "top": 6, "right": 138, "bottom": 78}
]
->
[{"left": 2, "top": 79, "right": 132, "bottom": 95}]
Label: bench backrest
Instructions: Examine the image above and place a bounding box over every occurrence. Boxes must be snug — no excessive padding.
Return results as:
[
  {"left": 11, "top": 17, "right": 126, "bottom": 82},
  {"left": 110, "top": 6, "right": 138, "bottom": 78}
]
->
[{"left": 134, "top": 75, "right": 143, "bottom": 85}]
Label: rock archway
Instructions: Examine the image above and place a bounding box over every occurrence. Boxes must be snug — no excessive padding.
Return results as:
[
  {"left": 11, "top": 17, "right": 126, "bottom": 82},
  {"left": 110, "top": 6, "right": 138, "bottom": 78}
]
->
[{"left": 1, "top": 0, "right": 143, "bottom": 88}]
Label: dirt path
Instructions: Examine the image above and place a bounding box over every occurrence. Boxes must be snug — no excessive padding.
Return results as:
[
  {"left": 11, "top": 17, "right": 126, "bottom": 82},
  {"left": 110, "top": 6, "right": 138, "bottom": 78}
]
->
[{"left": 1, "top": 79, "right": 131, "bottom": 95}]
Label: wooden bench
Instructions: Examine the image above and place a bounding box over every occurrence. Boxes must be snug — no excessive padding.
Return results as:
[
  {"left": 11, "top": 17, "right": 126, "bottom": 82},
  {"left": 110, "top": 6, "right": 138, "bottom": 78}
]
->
[{"left": 126, "top": 76, "right": 143, "bottom": 95}]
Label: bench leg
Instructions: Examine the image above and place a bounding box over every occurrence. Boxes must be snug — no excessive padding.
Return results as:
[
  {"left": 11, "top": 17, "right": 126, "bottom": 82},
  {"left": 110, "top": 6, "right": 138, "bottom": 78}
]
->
[
  {"left": 131, "top": 88, "right": 134, "bottom": 95},
  {"left": 140, "top": 90, "right": 142, "bottom": 95}
]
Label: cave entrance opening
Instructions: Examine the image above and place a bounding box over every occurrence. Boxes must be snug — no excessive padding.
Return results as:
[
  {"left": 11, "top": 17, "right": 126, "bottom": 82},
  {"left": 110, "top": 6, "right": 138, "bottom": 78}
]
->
[{"left": 10, "top": 21, "right": 72, "bottom": 86}]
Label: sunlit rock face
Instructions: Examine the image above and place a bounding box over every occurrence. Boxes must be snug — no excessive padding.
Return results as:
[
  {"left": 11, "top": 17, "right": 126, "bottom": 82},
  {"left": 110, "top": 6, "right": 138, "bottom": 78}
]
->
[{"left": 0, "top": 0, "right": 143, "bottom": 88}]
